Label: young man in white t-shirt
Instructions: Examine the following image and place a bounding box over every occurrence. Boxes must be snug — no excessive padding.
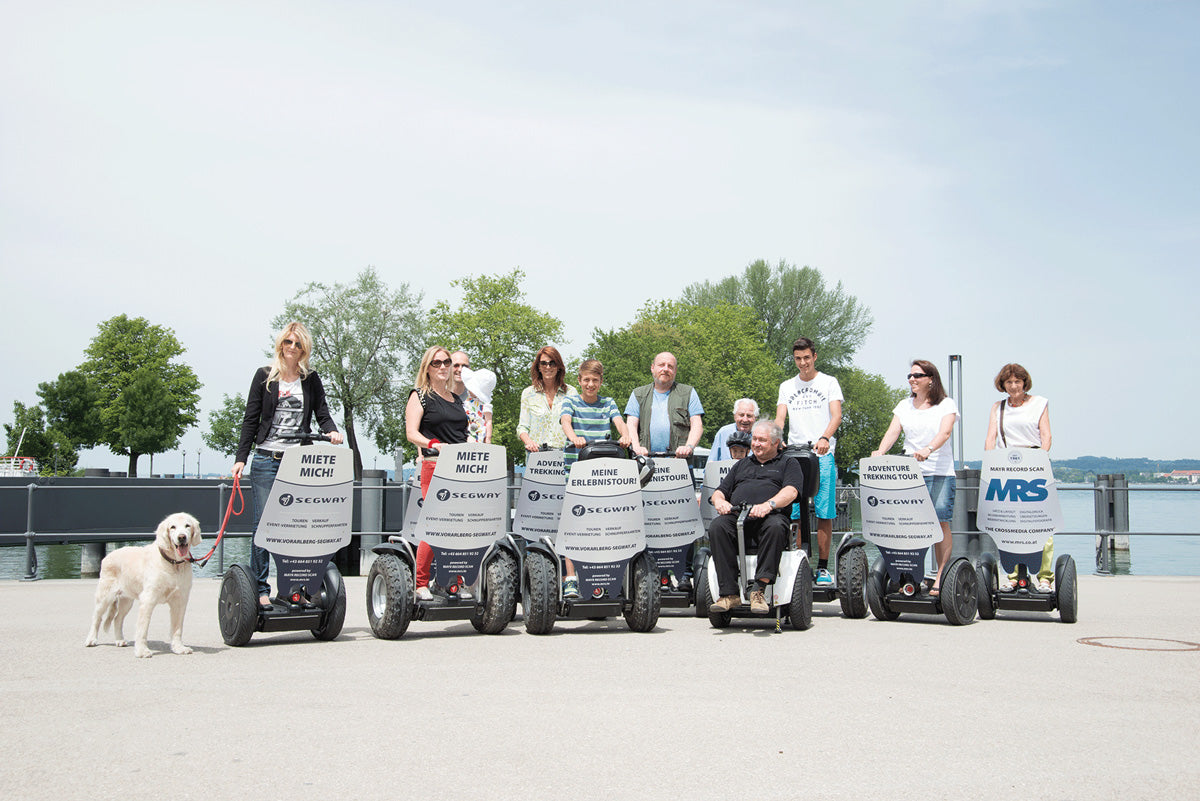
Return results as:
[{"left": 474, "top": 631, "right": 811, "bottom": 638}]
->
[{"left": 774, "top": 337, "right": 843, "bottom": 585}]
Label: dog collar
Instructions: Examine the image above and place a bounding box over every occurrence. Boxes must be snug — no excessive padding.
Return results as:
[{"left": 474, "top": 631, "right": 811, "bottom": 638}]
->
[{"left": 159, "top": 547, "right": 193, "bottom": 566}]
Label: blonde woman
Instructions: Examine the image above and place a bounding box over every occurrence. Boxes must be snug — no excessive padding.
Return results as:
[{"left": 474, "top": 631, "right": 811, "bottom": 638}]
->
[
  {"left": 233, "top": 321, "right": 344, "bottom": 608},
  {"left": 405, "top": 345, "right": 469, "bottom": 600}
]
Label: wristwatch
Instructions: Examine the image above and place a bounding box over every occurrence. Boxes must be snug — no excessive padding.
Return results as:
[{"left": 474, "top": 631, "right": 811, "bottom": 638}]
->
[{"left": 768, "top": 499, "right": 777, "bottom": 509}]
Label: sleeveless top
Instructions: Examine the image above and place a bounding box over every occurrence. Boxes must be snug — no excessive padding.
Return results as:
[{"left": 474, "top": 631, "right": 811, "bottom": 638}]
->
[
  {"left": 993, "top": 395, "right": 1048, "bottom": 448},
  {"left": 411, "top": 388, "right": 469, "bottom": 446}
]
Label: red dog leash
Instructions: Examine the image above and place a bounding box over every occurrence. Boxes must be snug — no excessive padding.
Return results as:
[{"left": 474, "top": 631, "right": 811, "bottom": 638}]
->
[{"left": 193, "top": 473, "right": 245, "bottom": 568}]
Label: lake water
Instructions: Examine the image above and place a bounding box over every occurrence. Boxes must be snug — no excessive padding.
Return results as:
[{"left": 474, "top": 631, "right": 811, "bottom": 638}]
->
[{"left": 3, "top": 485, "right": 1198, "bottom": 580}]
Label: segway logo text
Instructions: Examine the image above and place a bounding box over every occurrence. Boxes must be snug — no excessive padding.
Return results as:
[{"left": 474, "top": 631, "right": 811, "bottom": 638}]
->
[
  {"left": 278, "top": 494, "right": 346, "bottom": 506},
  {"left": 571, "top": 504, "right": 638, "bottom": 516},
  {"left": 437, "top": 489, "right": 504, "bottom": 500},
  {"left": 867, "top": 496, "right": 925, "bottom": 507},
  {"left": 985, "top": 478, "right": 1048, "bottom": 502}
]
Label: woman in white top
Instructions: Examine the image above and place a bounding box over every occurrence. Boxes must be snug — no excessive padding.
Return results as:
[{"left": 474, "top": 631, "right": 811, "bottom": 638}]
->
[
  {"left": 984, "top": 362, "right": 1053, "bottom": 590},
  {"left": 516, "top": 346, "right": 576, "bottom": 452},
  {"left": 872, "top": 360, "right": 959, "bottom": 595}
]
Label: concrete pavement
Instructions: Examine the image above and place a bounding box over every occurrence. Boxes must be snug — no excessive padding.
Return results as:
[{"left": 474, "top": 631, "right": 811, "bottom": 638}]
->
[{"left": 2, "top": 575, "right": 1198, "bottom": 800}]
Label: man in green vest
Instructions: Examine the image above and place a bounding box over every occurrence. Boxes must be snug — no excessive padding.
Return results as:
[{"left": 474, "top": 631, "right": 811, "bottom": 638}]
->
[
  {"left": 624, "top": 351, "right": 705, "bottom": 458},
  {"left": 624, "top": 351, "right": 705, "bottom": 591}
]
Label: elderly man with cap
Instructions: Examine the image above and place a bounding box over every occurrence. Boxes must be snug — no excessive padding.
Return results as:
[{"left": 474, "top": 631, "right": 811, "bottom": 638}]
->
[
  {"left": 707, "top": 420, "right": 802, "bottom": 615},
  {"left": 451, "top": 350, "right": 495, "bottom": 444}
]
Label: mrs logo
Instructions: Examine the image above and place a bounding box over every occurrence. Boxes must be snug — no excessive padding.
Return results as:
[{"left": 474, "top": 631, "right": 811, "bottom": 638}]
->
[{"left": 985, "top": 478, "right": 1048, "bottom": 502}]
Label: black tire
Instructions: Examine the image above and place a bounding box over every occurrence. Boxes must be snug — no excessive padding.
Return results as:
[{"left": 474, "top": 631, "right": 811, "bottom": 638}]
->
[
  {"left": 941, "top": 558, "right": 978, "bottom": 626},
  {"left": 218, "top": 564, "right": 258, "bottom": 646},
  {"left": 836, "top": 545, "right": 868, "bottom": 619},
  {"left": 624, "top": 552, "right": 661, "bottom": 632},
  {"left": 523, "top": 550, "right": 558, "bottom": 635},
  {"left": 866, "top": 557, "right": 899, "bottom": 621},
  {"left": 366, "top": 553, "right": 412, "bottom": 639},
  {"left": 311, "top": 564, "right": 347, "bottom": 641},
  {"left": 788, "top": 556, "right": 813, "bottom": 631},
  {"left": 694, "top": 558, "right": 713, "bottom": 619},
  {"left": 1055, "top": 554, "right": 1078, "bottom": 624},
  {"left": 975, "top": 562, "right": 997, "bottom": 620},
  {"left": 471, "top": 549, "right": 518, "bottom": 634}
]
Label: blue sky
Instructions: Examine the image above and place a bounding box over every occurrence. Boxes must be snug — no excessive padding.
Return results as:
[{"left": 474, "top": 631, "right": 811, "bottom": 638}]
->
[{"left": 2, "top": 1, "right": 1196, "bottom": 472}]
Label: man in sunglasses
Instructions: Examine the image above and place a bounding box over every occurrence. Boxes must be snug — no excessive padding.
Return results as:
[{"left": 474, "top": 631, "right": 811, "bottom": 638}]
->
[{"left": 774, "top": 336, "right": 843, "bottom": 586}]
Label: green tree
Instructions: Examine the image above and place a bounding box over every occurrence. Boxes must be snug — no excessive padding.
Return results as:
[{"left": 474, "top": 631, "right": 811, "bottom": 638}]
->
[
  {"left": 202, "top": 393, "right": 245, "bottom": 457},
  {"left": 3, "top": 402, "right": 79, "bottom": 475},
  {"left": 681, "top": 259, "right": 873, "bottom": 368},
  {"left": 823, "top": 367, "right": 908, "bottom": 482},
  {"left": 117, "top": 368, "right": 181, "bottom": 468},
  {"left": 37, "top": 370, "right": 105, "bottom": 448},
  {"left": 274, "top": 266, "right": 425, "bottom": 479},
  {"left": 78, "top": 315, "right": 201, "bottom": 477},
  {"left": 587, "top": 300, "right": 787, "bottom": 448},
  {"left": 426, "top": 269, "right": 565, "bottom": 467}
]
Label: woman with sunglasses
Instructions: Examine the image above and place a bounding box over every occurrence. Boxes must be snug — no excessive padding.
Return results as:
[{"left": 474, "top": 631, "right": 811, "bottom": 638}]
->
[
  {"left": 984, "top": 362, "right": 1054, "bottom": 591},
  {"left": 233, "top": 321, "right": 344, "bottom": 608},
  {"left": 871, "top": 359, "right": 959, "bottom": 595},
  {"left": 517, "top": 346, "right": 576, "bottom": 452},
  {"left": 405, "top": 345, "right": 469, "bottom": 601}
]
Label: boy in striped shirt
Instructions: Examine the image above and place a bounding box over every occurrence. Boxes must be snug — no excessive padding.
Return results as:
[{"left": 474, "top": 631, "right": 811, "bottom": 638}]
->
[{"left": 557, "top": 359, "right": 632, "bottom": 598}]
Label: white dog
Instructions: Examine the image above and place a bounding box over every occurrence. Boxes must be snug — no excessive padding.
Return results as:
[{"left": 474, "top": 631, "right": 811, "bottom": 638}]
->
[{"left": 84, "top": 512, "right": 202, "bottom": 658}]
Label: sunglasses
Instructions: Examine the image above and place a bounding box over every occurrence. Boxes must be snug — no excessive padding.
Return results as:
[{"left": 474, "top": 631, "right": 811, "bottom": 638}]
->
[
  {"left": 907, "top": 373, "right": 929, "bottom": 380},
  {"left": 429, "top": 358, "right": 452, "bottom": 368},
  {"left": 282, "top": 338, "right": 303, "bottom": 349},
  {"left": 538, "top": 360, "right": 558, "bottom": 368}
]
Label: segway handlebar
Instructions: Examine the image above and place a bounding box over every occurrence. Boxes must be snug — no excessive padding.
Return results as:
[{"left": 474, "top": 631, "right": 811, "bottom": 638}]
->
[{"left": 277, "top": 432, "right": 339, "bottom": 444}]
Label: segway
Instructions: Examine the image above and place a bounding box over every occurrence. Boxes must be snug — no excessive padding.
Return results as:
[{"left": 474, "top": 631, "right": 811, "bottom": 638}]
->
[
  {"left": 643, "top": 452, "right": 707, "bottom": 612},
  {"left": 974, "top": 448, "right": 1077, "bottom": 623},
  {"left": 521, "top": 440, "right": 659, "bottom": 634},
  {"left": 218, "top": 434, "right": 349, "bottom": 646},
  {"left": 366, "top": 443, "right": 520, "bottom": 638},
  {"left": 784, "top": 443, "right": 869, "bottom": 619},
  {"left": 858, "top": 455, "right": 976, "bottom": 625}
]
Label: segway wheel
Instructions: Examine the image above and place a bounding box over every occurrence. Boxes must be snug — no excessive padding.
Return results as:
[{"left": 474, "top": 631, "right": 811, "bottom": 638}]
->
[
  {"left": 866, "top": 557, "right": 899, "bottom": 621},
  {"left": 624, "top": 551, "right": 661, "bottom": 632},
  {"left": 976, "top": 560, "right": 997, "bottom": 621},
  {"left": 218, "top": 564, "right": 258, "bottom": 647},
  {"left": 523, "top": 550, "right": 558, "bottom": 635},
  {"left": 471, "top": 548, "right": 518, "bottom": 634},
  {"left": 1055, "top": 554, "right": 1078, "bottom": 624},
  {"left": 366, "top": 553, "right": 413, "bottom": 639},
  {"left": 311, "top": 564, "right": 347, "bottom": 641},
  {"left": 836, "top": 545, "right": 869, "bottom": 619},
  {"left": 694, "top": 555, "right": 713, "bottom": 618},
  {"left": 941, "top": 558, "right": 978, "bottom": 626},
  {"left": 788, "top": 555, "right": 813, "bottom": 631}
]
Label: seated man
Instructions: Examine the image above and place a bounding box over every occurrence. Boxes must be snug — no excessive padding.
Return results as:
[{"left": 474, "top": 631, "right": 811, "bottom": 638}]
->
[{"left": 707, "top": 420, "right": 802, "bottom": 615}]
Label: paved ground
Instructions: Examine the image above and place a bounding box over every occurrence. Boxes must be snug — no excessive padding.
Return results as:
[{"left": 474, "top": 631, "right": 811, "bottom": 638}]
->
[{"left": 1, "top": 575, "right": 1198, "bottom": 800}]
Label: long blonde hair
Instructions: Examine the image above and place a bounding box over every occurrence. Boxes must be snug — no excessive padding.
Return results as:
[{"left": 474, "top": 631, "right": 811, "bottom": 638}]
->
[
  {"left": 266, "top": 321, "right": 313, "bottom": 385},
  {"left": 414, "top": 346, "right": 452, "bottom": 395}
]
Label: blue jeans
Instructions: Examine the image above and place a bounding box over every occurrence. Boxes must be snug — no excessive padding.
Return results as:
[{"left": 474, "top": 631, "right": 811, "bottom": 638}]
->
[
  {"left": 250, "top": 451, "right": 283, "bottom": 597},
  {"left": 924, "top": 474, "right": 956, "bottom": 522}
]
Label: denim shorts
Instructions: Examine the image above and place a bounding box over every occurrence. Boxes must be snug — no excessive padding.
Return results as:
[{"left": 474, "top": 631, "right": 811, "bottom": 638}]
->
[{"left": 924, "top": 474, "right": 956, "bottom": 522}]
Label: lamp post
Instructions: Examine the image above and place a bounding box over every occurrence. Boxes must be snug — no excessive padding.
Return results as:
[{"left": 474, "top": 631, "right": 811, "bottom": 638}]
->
[
  {"left": 197, "top": 448, "right": 202, "bottom": 479},
  {"left": 53, "top": 442, "right": 59, "bottom": 475},
  {"left": 182, "top": 450, "right": 187, "bottom": 479}
]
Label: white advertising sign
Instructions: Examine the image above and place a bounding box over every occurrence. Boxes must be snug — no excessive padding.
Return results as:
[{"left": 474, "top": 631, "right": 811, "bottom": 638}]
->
[
  {"left": 556, "top": 458, "right": 643, "bottom": 598},
  {"left": 858, "top": 455, "right": 941, "bottom": 581},
  {"left": 700, "top": 459, "right": 737, "bottom": 529},
  {"left": 513, "top": 450, "right": 568, "bottom": 542},
  {"left": 415, "top": 443, "right": 508, "bottom": 551},
  {"left": 254, "top": 443, "right": 354, "bottom": 556},
  {"left": 977, "top": 448, "right": 1063, "bottom": 572}
]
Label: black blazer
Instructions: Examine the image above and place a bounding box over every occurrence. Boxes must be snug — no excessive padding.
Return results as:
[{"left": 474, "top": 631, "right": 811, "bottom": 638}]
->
[{"left": 235, "top": 366, "right": 339, "bottom": 464}]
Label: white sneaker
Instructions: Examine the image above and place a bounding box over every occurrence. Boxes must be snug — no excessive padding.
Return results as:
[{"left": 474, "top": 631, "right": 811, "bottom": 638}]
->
[
  {"left": 458, "top": 588, "right": 474, "bottom": 601},
  {"left": 415, "top": 586, "right": 433, "bottom": 601}
]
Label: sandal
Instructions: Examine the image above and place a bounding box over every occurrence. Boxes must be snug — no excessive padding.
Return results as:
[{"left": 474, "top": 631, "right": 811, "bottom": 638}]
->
[
  {"left": 1037, "top": 579, "right": 1052, "bottom": 592},
  {"left": 999, "top": 577, "right": 1014, "bottom": 592}
]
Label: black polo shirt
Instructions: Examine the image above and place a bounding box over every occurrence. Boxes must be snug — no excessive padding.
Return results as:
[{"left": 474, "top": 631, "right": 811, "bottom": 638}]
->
[{"left": 716, "top": 450, "right": 802, "bottom": 508}]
